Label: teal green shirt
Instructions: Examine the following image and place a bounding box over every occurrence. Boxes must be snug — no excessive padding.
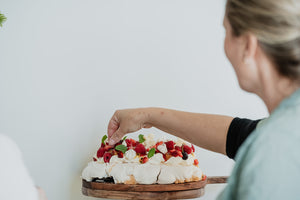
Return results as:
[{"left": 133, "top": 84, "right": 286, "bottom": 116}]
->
[{"left": 218, "top": 89, "right": 300, "bottom": 200}]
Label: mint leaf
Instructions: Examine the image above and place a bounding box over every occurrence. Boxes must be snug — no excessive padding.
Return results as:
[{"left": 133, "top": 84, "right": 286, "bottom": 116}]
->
[
  {"left": 147, "top": 148, "right": 156, "bottom": 158},
  {"left": 115, "top": 145, "right": 128, "bottom": 153},
  {"left": 102, "top": 135, "right": 108, "bottom": 145},
  {"left": 0, "top": 12, "right": 7, "bottom": 27},
  {"left": 138, "top": 134, "right": 145, "bottom": 143},
  {"left": 122, "top": 136, "right": 127, "bottom": 141}
]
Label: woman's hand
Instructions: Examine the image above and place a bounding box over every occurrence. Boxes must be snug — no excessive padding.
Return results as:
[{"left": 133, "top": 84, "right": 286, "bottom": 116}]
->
[{"left": 107, "top": 108, "right": 152, "bottom": 145}]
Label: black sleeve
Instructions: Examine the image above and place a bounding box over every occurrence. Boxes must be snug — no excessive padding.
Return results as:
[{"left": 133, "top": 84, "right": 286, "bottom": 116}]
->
[{"left": 226, "top": 117, "right": 262, "bottom": 159}]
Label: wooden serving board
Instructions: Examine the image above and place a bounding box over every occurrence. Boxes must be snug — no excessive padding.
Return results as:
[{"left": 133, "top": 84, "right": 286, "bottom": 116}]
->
[
  {"left": 82, "top": 178, "right": 207, "bottom": 200},
  {"left": 82, "top": 176, "right": 227, "bottom": 200}
]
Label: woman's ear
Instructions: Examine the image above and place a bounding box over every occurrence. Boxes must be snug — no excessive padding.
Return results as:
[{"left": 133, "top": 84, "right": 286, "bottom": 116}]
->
[{"left": 242, "top": 33, "right": 258, "bottom": 64}]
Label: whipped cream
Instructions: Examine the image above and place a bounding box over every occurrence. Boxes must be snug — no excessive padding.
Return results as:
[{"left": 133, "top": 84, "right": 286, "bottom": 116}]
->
[
  {"left": 82, "top": 162, "right": 107, "bottom": 181},
  {"left": 157, "top": 143, "right": 167, "bottom": 154},
  {"left": 148, "top": 153, "right": 164, "bottom": 165},
  {"left": 109, "top": 155, "right": 124, "bottom": 164},
  {"left": 143, "top": 133, "right": 156, "bottom": 149}
]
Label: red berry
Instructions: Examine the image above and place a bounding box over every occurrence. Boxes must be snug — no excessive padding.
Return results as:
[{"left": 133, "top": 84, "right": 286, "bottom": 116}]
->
[
  {"left": 155, "top": 141, "right": 163, "bottom": 147},
  {"left": 135, "top": 143, "right": 146, "bottom": 156},
  {"left": 175, "top": 146, "right": 181, "bottom": 151},
  {"left": 194, "top": 159, "right": 199, "bottom": 166},
  {"left": 165, "top": 141, "right": 175, "bottom": 151},
  {"left": 101, "top": 143, "right": 105, "bottom": 148},
  {"left": 191, "top": 144, "right": 195, "bottom": 152},
  {"left": 183, "top": 145, "right": 192, "bottom": 154},
  {"left": 97, "top": 147, "right": 105, "bottom": 158},
  {"left": 117, "top": 151, "right": 124, "bottom": 158},
  {"left": 103, "top": 152, "right": 112, "bottom": 163},
  {"left": 139, "top": 156, "right": 149, "bottom": 164},
  {"left": 93, "top": 157, "right": 97, "bottom": 161},
  {"left": 170, "top": 150, "right": 183, "bottom": 157},
  {"left": 125, "top": 138, "right": 137, "bottom": 147}
]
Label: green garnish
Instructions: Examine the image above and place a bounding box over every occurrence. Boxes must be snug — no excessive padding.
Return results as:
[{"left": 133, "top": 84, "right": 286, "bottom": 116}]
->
[
  {"left": 147, "top": 148, "right": 156, "bottom": 158},
  {"left": 139, "top": 134, "right": 145, "bottom": 143},
  {"left": 115, "top": 145, "right": 128, "bottom": 153},
  {"left": 122, "top": 136, "right": 127, "bottom": 141},
  {"left": 102, "top": 135, "right": 108, "bottom": 145},
  {"left": 0, "top": 12, "right": 7, "bottom": 27}
]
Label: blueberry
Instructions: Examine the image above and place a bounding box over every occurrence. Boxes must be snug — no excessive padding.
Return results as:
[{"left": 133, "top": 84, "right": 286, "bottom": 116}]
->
[{"left": 182, "top": 151, "right": 188, "bottom": 160}]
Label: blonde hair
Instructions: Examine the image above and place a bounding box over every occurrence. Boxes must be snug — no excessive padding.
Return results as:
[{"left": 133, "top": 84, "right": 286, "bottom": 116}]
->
[{"left": 226, "top": 0, "right": 300, "bottom": 81}]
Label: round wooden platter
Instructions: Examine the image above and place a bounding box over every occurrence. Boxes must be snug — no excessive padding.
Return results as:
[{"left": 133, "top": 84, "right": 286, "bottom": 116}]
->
[{"left": 82, "top": 178, "right": 207, "bottom": 200}]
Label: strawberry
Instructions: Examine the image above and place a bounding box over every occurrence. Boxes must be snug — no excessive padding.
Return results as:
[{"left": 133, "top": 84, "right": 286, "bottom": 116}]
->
[
  {"left": 191, "top": 144, "right": 195, "bottom": 152},
  {"left": 170, "top": 150, "right": 183, "bottom": 157},
  {"left": 125, "top": 138, "right": 137, "bottom": 147},
  {"left": 135, "top": 143, "right": 146, "bottom": 156},
  {"left": 194, "top": 159, "right": 199, "bottom": 166},
  {"left": 183, "top": 145, "right": 192, "bottom": 154},
  {"left": 117, "top": 151, "right": 124, "bottom": 158},
  {"left": 165, "top": 141, "right": 175, "bottom": 151},
  {"left": 175, "top": 146, "right": 181, "bottom": 151},
  {"left": 139, "top": 156, "right": 149, "bottom": 164},
  {"left": 155, "top": 141, "right": 163, "bottom": 147},
  {"left": 93, "top": 157, "right": 97, "bottom": 161},
  {"left": 97, "top": 147, "right": 105, "bottom": 158},
  {"left": 101, "top": 143, "right": 105, "bottom": 148},
  {"left": 103, "top": 152, "right": 112, "bottom": 163}
]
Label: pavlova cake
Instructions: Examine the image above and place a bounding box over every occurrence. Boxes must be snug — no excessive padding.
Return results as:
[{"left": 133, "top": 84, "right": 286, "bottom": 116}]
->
[{"left": 82, "top": 134, "right": 205, "bottom": 184}]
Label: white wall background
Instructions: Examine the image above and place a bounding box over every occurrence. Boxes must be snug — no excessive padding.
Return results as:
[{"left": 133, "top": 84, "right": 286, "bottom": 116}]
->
[{"left": 0, "top": 0, "right": 268, "bottom": 200}]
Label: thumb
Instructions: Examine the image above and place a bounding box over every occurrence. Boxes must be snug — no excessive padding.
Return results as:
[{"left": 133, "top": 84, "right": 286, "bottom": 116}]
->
[{"left": 108, "top": 128, "right": 124, "bottom": 146}]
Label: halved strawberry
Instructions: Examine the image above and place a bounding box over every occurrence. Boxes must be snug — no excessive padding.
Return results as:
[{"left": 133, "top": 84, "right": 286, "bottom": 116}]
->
[
  {"left": 139, "top": 156, "right": 149, "bottom": 164},
  {"left": 183, "top": 145, "right": 192, "bottom": 154},
  {"left": 126, "top": 138, "right": 137, "bottom": 148},
  {"left": 194, "top": 159, "right": 199, "bottom": 166},
  {"left": 165, "top": 141, "right": 175, "bottom": 151},
  {"left": 103, "top": 152, "right": 112, "bottom": 163},
  {"left": 97, "top": 147, "right": 105, "bottom": 158},
  {"left": 135, "top": 143, "right": 146, "bottom": 156}
]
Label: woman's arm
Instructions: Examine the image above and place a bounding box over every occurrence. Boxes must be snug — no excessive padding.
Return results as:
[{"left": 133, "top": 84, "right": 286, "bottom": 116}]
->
[{"left": 108, "top": 107, "right": 233, "bottom": 155}]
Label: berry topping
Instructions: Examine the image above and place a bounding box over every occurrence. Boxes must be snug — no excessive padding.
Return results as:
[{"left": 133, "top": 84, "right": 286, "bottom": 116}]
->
[
  {"left": 117, "top": 151, "right": 124, "bottom": 158},
  {"left": 135, "top": 143, "right": 146, "bottom": 156},
  {"left": 182, "top": 151, "right": 188, "bottom": 160},
  {"left": 165, "top": 141, "right": 175, "bottom": 151},
  {"left": 103, "top": 152, "right": 112, "bottom": 163},
  {"left": 125, "top": 138, "right": 137, "bottom": 148},
  {"left": 97, "top": 147, "right": 105, "bottom": 158},
  {"left": 191, "top": 144, "right": 195, "bottom": 152},
  {"left": 183, "top": 145, "right": 192, "bottom": 154},
  {"left": 139, "top": 156, "right": 149, "bottom": 164},
  {"left": 170, "top": 149, "right": 183, "bottom": 157},
  {"left": 175, "top": 146, "right": 181, "bottom": 151},
  {"left": 194, "top": 159, "right": 199, "bottom": 166}
]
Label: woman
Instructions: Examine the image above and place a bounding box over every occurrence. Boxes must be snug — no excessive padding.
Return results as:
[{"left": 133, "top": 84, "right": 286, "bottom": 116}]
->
[{"left": 107, "top": 0, "right": 300, "bottom": 199}]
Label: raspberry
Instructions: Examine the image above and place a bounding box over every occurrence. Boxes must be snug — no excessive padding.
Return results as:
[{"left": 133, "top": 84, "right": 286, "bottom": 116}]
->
[
  {"left": 103, "top": 152, "right": 112, "bottom": 163},
  {"left": 117, "top": 151, "right": 124, "bottom": 158},
  {"left": 191, "top": 144, "right": 195, "bottom": 152},
  {"left": 139, "top": 156, "right": 149, "bottom": 164},
  {"left": 175, "top": 146, "right": 181, "bottom": 151},
  {"left": 165, "top": 141, "right": 175, "bottom": 151},
  {"left": 135, "top": 143, "right": 146, "bottom": 156},
  {"left": 97, "top": 147, "right": 105, "bottom": 158},
  {"left": 183, "top": 145, "right": 192, "bottom": 154},
  {"left": 194, "top": 159, "right": 199, "bottom": 166}
]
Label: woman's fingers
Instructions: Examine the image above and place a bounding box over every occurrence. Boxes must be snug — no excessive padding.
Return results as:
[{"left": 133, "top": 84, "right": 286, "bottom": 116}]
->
[
  {"left": 107, "top": 115, "right": 120, "bottom": 139},
  {"left": 108, "top": 128, "right": 124, "bottom": 145}
]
